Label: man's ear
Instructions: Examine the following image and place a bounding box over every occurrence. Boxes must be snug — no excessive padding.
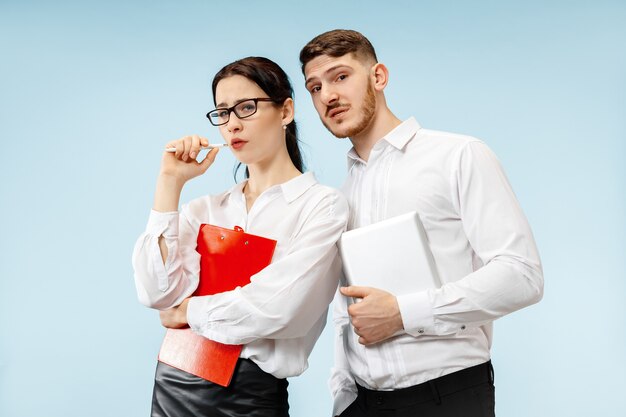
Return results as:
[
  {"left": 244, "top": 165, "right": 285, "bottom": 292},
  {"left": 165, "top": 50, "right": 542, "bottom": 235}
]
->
[
  {"left": 371, "top": 63, "right": 390, "bottom": 92},
  {"left": 281, "top": 97, "right": 295, "bottom": 125}
]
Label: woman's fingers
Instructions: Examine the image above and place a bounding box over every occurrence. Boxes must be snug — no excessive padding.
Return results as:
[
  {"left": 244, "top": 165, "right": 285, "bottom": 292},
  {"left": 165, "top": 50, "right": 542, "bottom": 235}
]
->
[
  {"left": 189, "top": 135, "right": 202, "bottom": 160},
  {"left": 163, "top": 139, "right": 184, "bottom": 158},
  {"left": 199, "top": 148, "right": 219, "bottom": 173},
  {"left": 181, "top": 136, "right": 193, "bottom": 161},
  {"left": 161, "top": 136, "right": 219, "bottom": 181},
  {"left": 166, "top": 136, "right": 213, "bottom": 162}
]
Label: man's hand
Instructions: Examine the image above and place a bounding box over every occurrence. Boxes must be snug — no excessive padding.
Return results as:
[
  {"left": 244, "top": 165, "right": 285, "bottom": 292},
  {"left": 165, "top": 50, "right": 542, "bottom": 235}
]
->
[
  {"left": 340, "top": 286, "right": 404, "bottom": 345},
  {"left": 159, "top": 298, "right": 191, "bottom": 329}
]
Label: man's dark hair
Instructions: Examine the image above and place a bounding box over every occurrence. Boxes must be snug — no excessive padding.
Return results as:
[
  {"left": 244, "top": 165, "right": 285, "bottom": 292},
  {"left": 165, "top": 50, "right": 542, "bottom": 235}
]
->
[{"left": 299, "top": 29, "right": 378, "bottom": 73}]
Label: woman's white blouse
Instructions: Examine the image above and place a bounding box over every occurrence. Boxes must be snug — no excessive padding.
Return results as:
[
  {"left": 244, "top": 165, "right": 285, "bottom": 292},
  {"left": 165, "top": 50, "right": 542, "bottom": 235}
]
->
[{"left": 132, "top": 172, "right": 349, "bottom": 378}]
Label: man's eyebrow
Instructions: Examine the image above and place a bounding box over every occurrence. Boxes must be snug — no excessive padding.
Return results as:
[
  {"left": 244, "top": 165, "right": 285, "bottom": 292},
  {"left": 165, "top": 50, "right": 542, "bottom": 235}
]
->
[
  {"left": 304, "top": 76, "right": 318, "bottom": 87},
  {"left": 305, "top": 65, "right": 352, "bottom": 86}
]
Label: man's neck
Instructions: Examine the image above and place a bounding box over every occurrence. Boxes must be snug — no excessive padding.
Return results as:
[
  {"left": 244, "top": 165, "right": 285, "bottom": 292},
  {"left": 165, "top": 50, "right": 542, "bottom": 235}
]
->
[{"left": 350, "top": 107, "right": 402, "bottom": 162}]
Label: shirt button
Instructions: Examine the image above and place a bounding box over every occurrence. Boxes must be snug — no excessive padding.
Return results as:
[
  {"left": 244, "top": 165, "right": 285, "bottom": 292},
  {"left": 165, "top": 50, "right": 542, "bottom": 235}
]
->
[
  {"left": 417, "top": 328, "right": 425, "bottom": 334},
  {"left": 461, "top": 325, "right": 466, "bottom": 330},
  {"left": 376, "top": 395, "right": 384, "bottom": 405}
]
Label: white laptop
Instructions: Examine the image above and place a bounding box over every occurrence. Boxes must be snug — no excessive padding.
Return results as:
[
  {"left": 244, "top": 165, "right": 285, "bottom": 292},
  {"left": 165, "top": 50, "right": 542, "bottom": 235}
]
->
[{"left": 338, "top": 211, "right": 440, "bottom": 296}]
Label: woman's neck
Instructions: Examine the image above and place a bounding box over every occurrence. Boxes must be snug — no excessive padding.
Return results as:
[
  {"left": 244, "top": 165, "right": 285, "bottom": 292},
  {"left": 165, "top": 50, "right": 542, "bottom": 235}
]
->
[{"left": 244, "top": 149, "right": 301, "bottom": 210}]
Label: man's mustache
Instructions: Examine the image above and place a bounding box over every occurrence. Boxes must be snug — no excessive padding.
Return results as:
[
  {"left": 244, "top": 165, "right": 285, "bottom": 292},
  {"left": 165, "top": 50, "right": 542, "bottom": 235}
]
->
[{"left": 326, "top": 103, "right": 350, "bottom": 117}]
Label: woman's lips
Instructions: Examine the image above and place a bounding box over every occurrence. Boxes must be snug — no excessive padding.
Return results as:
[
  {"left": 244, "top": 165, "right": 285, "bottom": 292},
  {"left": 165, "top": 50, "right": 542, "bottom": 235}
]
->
[{"left": 230, "top": 139, "right": 248, "bottom": 150}]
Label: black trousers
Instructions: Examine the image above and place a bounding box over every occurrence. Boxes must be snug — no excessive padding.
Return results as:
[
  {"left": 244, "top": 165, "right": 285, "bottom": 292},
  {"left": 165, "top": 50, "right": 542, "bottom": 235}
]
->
[
  {"left": 340, "top": 361, "right": 495, "bottom": 417},
  {"left": 151, "top": 359, "right": 289, "bottom": 417}
]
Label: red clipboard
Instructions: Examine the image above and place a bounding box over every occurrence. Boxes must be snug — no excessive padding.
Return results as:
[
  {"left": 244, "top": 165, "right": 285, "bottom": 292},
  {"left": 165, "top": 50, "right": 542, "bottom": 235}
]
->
[{"left": 157, "top": 224, "right": 276, "bottom": 386}]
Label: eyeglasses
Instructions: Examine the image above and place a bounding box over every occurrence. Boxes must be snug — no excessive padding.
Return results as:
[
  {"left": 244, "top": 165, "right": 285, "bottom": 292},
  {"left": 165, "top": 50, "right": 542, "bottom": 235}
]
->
[{"left": 206, "top": 98, "right": 276, "bottom": 126}]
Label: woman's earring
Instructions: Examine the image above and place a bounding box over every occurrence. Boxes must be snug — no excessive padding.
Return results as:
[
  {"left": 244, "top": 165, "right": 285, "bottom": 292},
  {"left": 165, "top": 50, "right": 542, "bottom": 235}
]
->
[{"left": 282, "top": 124, "right": 287, "bottom": 130}]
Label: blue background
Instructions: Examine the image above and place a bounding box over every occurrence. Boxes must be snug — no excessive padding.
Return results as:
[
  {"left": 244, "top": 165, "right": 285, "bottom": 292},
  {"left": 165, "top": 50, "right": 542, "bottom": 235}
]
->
[{"left": 1, "top": 1, "right": 625, "bottom": 416}]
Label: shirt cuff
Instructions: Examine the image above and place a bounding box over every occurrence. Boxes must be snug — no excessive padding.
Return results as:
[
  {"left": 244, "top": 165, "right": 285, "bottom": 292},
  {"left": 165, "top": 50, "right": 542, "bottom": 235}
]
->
[
  {"left": 146, "top": 210, "right": 179, "bottom": 237},
  {"left": 186, "top": 296, "right": 206, "bottom": 335},
  {"left": 332, "top": 387, "right": 358, "bottom": 416},
  {"left": 396, "top": 291, "right": 436, "bottom": 337}
]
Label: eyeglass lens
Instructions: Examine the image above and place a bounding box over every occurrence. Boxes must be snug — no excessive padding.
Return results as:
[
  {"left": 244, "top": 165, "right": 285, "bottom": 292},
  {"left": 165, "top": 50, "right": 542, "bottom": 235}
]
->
[{"left": 209, "top": 99, "right": 258, "bottom": 126}]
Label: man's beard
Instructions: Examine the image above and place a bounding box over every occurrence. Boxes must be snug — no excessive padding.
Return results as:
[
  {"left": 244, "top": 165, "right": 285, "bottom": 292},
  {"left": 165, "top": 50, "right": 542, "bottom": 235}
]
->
[{"left": 322, "top": 81, "right": 376, "bottom": 139}]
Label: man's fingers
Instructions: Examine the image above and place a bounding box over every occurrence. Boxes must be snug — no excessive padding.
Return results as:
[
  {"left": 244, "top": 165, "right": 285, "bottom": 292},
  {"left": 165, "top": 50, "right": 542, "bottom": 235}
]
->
[
  {"left": 340, "top": 285, "right": 373, "bottom": 299},
  {"left": 357, "top": 333, "right": 374, "bottom": 345}
]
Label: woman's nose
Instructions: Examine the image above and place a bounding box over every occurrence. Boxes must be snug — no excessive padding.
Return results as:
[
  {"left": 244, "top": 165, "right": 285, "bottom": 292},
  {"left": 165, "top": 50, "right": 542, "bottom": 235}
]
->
[{"left": 226, "top": 111, "right": 243, "bottom": 132}]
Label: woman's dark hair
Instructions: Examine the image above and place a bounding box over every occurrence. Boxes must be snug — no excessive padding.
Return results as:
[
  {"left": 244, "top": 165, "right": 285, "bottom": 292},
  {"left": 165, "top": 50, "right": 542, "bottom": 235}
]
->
[{"left": 211, "top": 56, "right": 304, "bottom": 180}]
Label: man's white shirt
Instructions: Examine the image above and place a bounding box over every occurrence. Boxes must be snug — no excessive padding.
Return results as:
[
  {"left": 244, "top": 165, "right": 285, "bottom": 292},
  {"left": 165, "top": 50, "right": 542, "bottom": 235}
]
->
[{"left": 331, "top": 118, "right": 543, "bottom": 415}]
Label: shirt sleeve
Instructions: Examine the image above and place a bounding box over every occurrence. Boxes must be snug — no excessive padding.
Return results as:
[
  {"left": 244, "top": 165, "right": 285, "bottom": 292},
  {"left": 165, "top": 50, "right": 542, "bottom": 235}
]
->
[
  {"left": 131, "top": 208, "right": 200, "bottom": 310},
  {"left": 186, "top": 192, "right": 349, "bottom": 345},
  {"left": 397, "top": 140, "right": 544, "bottom": 336},
  {"left": 329, "top": 284, "right": 358, "bottom": 416}
]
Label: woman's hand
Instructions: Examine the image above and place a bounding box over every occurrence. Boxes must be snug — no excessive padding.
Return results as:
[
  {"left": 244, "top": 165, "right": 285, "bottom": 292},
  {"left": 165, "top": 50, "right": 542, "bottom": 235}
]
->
[
  {"left": 153, "top": 135, "right": 220, "bottom": 214},
  {"left": 159, "top": 298, "right": 191, "bottom": 329},
  {"left": 160, "top": 135, "right": 219, "bottom": 183}
]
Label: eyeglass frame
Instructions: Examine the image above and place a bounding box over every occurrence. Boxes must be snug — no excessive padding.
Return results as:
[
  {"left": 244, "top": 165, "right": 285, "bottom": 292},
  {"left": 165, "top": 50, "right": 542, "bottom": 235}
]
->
[{"left": 206, "top": 97, "right": 278, "bottom": 126}]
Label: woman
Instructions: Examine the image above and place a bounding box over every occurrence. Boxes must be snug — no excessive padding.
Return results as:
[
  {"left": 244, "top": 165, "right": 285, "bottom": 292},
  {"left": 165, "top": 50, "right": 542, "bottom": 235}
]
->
[{"left": 132, "top": 57, "right": 349, "bottom": 417}]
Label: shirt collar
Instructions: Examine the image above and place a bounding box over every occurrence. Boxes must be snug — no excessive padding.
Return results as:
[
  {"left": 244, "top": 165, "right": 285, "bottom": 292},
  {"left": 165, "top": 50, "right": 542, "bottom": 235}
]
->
[
  {"left": 347, "top": 117, "right": 421, "bottom": 168},
  {"left": 218, "top": 171, "right": 318, "bottom": 206},
  {"left": 280, "top": 171, "right": 318, "bottom": 203},
  {"left": 384, "top": 117, "right": 421, "bottom": 150}
]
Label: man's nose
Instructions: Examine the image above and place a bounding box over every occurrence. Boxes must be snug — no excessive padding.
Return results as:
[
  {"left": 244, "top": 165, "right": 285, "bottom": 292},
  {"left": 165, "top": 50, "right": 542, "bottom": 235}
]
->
[{"left": 321, "top": 87, "right": 339, "bottom": 107}]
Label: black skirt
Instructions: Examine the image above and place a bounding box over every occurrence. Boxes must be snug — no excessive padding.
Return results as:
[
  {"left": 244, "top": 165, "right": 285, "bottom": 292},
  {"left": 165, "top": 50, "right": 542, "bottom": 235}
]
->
[{"left": 151, "top": 359, "right": 289, "bottom": 417}]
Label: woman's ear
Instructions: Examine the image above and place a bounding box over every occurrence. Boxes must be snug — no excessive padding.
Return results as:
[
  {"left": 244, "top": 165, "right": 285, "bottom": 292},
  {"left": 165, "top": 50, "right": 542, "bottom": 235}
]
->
[
  {"left": 371, "top": 63, "right": 390, "bottom": 92},
  {"left": 281, "top": 98, "right": 295, "bottom": 126}
]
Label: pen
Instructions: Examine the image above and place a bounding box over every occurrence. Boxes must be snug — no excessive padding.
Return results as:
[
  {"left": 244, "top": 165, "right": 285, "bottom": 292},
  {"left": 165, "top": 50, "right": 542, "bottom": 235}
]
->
[{"left": 164, "top": 143, "right": 229, "bottom": 152}]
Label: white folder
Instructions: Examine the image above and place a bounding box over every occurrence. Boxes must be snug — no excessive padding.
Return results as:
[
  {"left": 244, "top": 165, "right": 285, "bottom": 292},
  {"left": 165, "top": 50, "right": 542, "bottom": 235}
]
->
[{"left": 338, "top": 211, "right": 440, "bottom": 295}]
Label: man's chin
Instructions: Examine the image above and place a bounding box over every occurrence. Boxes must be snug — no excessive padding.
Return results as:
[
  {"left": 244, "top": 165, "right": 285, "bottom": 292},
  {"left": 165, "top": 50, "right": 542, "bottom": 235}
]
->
[
  {"left": 331, "top": 131, "right": 351, "bottom": 139},
  {"left": 322, "top": 120, "right": 354, "bottom": 139}
]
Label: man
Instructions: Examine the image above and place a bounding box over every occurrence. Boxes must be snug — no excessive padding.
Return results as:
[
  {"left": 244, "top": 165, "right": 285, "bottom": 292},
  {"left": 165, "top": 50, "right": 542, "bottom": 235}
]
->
[{"left": 300, "top": 29, "right": 543, "bottom": 417}]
